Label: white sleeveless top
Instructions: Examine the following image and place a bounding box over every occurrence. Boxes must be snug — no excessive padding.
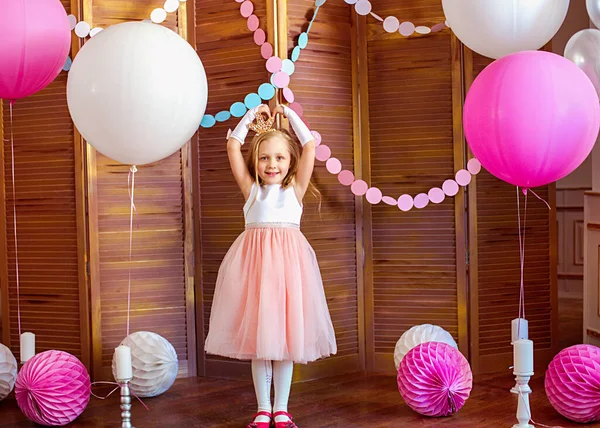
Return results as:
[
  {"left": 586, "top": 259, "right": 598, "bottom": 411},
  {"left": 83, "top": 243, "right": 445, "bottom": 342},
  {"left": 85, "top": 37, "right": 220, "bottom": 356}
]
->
[{"left": 244, "top": 183, "right": 303, "bottom": 228}]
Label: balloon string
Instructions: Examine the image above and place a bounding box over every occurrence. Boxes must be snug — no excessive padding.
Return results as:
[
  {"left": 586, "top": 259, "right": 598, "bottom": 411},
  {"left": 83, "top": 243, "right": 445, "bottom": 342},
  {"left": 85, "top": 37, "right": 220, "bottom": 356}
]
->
[
  {"left": 91, "top": 381, "right": 149, "bottom": 411},
  {"left": 516, "top": 187, "right": 527, "bottom": 337},
  {"left": 9, "top": 101, "right": 22, "bottom": 337},
  {"left": 126, "top": 166, "right": 137, "bottom": 338},
  {"left": 528, "top": 189, "right": 551, "bottom": 211}
]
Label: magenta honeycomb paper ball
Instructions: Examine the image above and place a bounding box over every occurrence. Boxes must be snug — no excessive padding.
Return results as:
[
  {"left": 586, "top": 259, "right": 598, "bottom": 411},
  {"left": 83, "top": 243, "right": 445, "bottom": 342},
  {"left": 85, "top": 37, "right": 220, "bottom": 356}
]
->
[
  {"left": 397, "top": 341, "right": 472, "bottom": 417},
  {"left": 15, "top": 350, "right": 91, "bottom": 426},
  {"left": 545, "top": 344, "right": 600, "bottom": 423}
]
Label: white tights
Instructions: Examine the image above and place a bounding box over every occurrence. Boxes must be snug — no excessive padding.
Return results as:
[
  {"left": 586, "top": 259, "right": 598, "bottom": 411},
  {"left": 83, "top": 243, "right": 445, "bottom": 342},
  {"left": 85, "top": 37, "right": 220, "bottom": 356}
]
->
[{"left": 251, "top": 359, "right": 294, "bottom": 423}]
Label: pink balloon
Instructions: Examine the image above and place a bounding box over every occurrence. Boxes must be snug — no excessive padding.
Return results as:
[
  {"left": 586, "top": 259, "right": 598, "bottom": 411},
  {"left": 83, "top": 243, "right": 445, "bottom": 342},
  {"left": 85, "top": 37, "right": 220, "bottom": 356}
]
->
[
  {"left": 428, "top": 187, "right": 445, "bottom": 204},
  {"left": 0, "top": 0, "right": 71, "bottom": 100},
  {"left": 351, "top": 180, "right": 368, "bottom": 196},
  {"left": 442, "top": 180, "right": 459, "bottom": 196},
  {"left": 366, "top": 187, "right": 383, "bottom": 204},
  {"left": 382, "top": 196, "right": 397, "bottom": 205},
  {"left": 261, "top": 43, "right": 273, "bottom": 59},
  {"left": 397, "top": 194, "right": 413, "bottom": 212},
  {"left": 464, "top": 51, "right": 600, "bottom": 189},
  {"left": 326, "top": 157, "right": 342, "bottom": 174},
  {"left": 455, "top": 169, "right": 472, "bottom": 186},
  {"left": 338, "top": 170, "right": 354, "bottom": 186},
  {"left": 414, "top": 193, "right": 429, "bottom": 209},
  {"left": 315, "top": 145, "right": 331, "bottom": 161}
]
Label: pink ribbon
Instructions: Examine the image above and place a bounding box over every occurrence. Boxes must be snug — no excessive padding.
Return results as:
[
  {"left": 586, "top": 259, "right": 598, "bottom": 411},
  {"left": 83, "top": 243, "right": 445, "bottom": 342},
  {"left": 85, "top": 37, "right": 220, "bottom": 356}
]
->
[
  {"left": 9, "top": 101, "right": 22, "bottom": 336},
  {"left": 91, "top": 381, "right": 149, "bottom": 411}
]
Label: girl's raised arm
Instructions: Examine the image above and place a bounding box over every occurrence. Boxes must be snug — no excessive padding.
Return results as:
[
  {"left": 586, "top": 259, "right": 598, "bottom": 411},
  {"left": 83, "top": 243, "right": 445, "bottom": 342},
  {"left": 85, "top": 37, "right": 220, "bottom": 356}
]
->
[
  {"left": 227, "top": 104, "right": 270, "bottom": 199},
  {"left": 275, "top": 105, "right": 315, "bottom": 200}
]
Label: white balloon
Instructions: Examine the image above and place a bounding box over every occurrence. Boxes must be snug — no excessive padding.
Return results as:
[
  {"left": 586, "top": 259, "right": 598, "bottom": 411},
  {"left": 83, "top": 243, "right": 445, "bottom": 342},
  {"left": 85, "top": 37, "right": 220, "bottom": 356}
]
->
[
  {"left": 67, "top": 22, "right": 207, "bottom": 165},
  {"left": 394, "top": 324, "right": 458, "bottom": 370},
  {"left": 588, "top": 0, "right": 600, "bottom": 30},
  {"left": 565, "top": 29, "right": 600, "bottom": 96},
  {"left": 442, "top": 0, "right": 569, "bottom": 59}
]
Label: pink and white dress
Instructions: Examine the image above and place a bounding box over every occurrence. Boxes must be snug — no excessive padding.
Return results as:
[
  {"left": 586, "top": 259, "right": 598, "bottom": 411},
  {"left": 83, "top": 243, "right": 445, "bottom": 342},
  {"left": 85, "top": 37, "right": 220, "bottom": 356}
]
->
[{"left": 204, "top": 183, "right": 337, "bottom": 363}]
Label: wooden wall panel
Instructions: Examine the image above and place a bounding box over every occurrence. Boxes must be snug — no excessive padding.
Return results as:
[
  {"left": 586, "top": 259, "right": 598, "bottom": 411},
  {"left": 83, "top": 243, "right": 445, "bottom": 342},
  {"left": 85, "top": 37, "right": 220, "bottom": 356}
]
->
[
  {"left": 286, "top": 0, "right": 361, "bottom": 379},
  {"left": 194, "top": 0, "right": 271, "bottom": 378},
  {"left": 0, "top": 0, "right": 89, "bottom": 365},
  {"left": 364, "top": 0, "right": 465, "bottom": 371},
  {"left": 466, "top": 51, "right": 557, "bottom": 374},
  {"left": 86, "top": 1, "right": 194, "bottom": 379}
]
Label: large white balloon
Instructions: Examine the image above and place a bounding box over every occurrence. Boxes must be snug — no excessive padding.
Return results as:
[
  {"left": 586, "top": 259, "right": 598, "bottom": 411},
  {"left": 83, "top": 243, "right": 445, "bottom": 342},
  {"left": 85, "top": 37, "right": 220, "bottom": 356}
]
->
[
  {"left": 67, "top": 22, "right": 207, "bottom": 165},
  {"left": 442, "top": 0, "right": 569, "bottom": 59}
]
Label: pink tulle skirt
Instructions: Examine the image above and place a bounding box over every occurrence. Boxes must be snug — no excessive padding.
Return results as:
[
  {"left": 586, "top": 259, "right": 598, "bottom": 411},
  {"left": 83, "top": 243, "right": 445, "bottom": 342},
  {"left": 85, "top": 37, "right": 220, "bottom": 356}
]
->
[{"left": 204, "top": 224, "right": 337, "bottom": 364}]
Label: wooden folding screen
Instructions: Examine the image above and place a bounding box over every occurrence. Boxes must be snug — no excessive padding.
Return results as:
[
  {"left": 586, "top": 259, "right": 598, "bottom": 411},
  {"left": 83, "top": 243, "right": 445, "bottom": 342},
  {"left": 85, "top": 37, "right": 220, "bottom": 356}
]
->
[
  {"left": 359, "top": 0, "right": 468, "bottom": 372},
  {"left": 0, "top": 0, "right": 559, "bottom": 380}
]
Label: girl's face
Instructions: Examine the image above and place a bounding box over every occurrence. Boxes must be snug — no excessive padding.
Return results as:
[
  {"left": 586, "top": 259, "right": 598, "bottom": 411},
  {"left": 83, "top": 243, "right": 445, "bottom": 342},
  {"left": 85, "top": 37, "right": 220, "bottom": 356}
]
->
[{"left": 257, "top": 136, "right": 291, "bottom": 185}]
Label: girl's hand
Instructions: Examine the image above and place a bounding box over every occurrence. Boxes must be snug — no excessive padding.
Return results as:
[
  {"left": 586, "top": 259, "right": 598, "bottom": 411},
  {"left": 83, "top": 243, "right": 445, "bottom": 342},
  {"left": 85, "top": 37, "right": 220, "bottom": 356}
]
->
[
  {"left": 257, "top": 104, "right": 272, "bottom": 119},
  {"left": 273, "top": 105, "right": 285, "bottom": 118},
  {"left": 230, "top": 104, "right": 270, "bottom": 145}
]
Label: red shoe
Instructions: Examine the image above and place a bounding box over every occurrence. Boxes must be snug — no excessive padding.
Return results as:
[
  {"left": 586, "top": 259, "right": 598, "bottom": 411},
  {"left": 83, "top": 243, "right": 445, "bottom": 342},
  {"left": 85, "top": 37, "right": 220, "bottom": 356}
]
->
[
  {"left": 273, "top": 411, "right": 298, "bottom": 428},
  {"left": 247, "top": 411, "right": 272, "bottom": 428}
]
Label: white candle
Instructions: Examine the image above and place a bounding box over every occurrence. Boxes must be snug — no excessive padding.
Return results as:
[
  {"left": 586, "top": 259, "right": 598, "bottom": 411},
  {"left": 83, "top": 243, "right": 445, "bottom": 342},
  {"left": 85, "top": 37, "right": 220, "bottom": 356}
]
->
[
  {"left": 511, "top": 318, "right": 529, "bottom": 343},
  {"left": 513, "top": 339, "right": 534, "bottom": 374},
  {"left": 115, "top": 345, "right": 133, "bottom": 380},
  {"left": 20, "top": 332, "right": 35, "bottom": 364}
]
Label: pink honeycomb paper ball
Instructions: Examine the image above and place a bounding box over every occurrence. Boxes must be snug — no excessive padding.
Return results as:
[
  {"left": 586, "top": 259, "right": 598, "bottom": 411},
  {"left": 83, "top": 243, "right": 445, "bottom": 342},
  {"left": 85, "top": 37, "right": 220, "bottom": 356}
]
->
[
  {"left": 545, "top": 344, "right": 600, "bottom": 423},
  {"left": 397, "top": 341, "right": 472, "bottom": 417},
  {"left": 15, "top": 350, "right": 91, "bottom": 426}
]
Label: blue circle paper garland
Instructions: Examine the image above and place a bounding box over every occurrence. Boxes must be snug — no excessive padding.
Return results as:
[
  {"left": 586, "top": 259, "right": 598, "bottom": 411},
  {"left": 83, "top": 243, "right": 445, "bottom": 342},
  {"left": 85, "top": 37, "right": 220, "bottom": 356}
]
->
[
  {"left": 215, "top": 111, "right": 232, "bottom": 122},
  {"left": 244, "top": 93, "right": 262, "bottom": 109},
  {"left": 230, "top": 102, "right": 247, "bottom": 117}
]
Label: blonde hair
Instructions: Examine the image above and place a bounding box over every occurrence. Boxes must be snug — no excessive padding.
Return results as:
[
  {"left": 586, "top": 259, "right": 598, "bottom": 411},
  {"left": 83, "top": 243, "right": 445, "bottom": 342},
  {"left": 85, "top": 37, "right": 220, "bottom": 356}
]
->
[{"left": 246, "top": 128, "right": 321, "bottom": 207}]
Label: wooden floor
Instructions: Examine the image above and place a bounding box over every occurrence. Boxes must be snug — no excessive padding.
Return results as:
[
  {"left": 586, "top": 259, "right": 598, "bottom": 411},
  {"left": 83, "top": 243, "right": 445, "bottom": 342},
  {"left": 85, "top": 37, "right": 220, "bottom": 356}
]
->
[{"left": 0, "top": 371, "right": 594, "bottom": 427}]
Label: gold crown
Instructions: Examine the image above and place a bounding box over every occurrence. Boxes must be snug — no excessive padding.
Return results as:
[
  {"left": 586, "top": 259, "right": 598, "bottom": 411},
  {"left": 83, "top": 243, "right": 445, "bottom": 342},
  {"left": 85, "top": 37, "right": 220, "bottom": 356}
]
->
[{"left": 248, "top": 113, "right": 275, "bottom": 135}]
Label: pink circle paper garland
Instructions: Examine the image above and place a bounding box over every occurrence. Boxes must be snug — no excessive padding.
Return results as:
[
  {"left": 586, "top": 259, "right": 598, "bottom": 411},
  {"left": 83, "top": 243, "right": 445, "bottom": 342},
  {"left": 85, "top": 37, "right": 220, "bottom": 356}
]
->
[{"left": 302, "top": 108, "right": 482, "bottom": 212}]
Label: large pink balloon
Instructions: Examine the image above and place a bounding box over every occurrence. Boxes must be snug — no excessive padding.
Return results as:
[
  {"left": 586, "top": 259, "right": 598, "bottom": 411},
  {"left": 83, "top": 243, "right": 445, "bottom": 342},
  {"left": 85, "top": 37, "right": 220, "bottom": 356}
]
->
[
  {"left": 0, "top": 0, "right": 71, "bottom": 100},
  {"left": 464, "top": 51, "right": 600, "bottom": 189}
]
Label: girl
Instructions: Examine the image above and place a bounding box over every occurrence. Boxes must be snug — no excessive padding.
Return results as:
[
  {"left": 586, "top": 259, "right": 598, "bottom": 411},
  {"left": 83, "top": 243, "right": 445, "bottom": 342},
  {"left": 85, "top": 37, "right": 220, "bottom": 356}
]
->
[{"left": 205, "top": 104, "right": 337, "bottom": 428}]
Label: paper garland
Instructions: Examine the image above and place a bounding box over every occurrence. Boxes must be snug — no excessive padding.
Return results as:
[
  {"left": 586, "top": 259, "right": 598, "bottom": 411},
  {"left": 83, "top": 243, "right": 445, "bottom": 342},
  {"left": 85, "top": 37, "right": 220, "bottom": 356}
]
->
[
  {"left": 199, "top": 0, "right": 322, "bottom": 128},
  {"left": 67, "top": 0, "right": 187, "bottom": 39},
  {"left": 306, "top": 121, "right": 481, "bottom": 211},
  {"left": 344, "top": 0, "right": 447, "bottom": 37}
]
